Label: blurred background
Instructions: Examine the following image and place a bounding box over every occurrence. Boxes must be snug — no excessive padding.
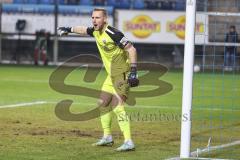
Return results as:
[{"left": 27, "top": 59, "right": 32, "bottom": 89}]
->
[{"left": 0, "top": 0, "right": 239, "bottom": 69}]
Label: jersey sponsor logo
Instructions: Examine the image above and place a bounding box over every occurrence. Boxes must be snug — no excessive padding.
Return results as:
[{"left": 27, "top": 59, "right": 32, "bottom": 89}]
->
[
  {"left": 101, "top": 39, "right": 115, "bottom": 52},
  {"left": 102, "top": 39, "right": 110, "bottom": 51},
  {"left": 102, "top": 39, "right": 107, "bottom": 44},
  {"left": 167, "top": 15, "right": 204, "bottom": 39},
  {"left": 123, "top": 15, "right": 160, "bottom": 38}
]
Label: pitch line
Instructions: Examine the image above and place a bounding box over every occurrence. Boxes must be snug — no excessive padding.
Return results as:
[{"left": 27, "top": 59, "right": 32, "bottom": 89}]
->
[
  {"left": 0, "top": 79, "right": 48, "bottom": 83},
  {"left": 0, "top": 101, "right": 47, "bottom": 109},
  {"left": 45, "top": 101, "right": 240, "bottom": 111},
  {"left": 0, "top": 101, "right": 239, "bottom": 112}
]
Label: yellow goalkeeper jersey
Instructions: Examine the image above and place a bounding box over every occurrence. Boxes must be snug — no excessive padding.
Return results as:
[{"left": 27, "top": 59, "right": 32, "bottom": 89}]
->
[{"left": 87, "top": 25, "right": 131, "bottom": 76}]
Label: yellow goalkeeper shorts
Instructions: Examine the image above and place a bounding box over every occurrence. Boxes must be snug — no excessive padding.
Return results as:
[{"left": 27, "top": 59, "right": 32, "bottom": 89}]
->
[{"left": 101, "top": 72, "right": 129, "bottom": 97}]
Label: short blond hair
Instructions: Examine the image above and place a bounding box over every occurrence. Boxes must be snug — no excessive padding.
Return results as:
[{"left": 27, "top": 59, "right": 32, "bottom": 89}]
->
[{"left": 93, "top": 8, "right": 108, "bottom": 17}]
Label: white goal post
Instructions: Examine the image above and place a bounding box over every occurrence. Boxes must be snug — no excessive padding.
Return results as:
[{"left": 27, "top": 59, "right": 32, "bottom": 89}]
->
[{"left": 180, "top": 0, "right": 196, "bottom": 158}]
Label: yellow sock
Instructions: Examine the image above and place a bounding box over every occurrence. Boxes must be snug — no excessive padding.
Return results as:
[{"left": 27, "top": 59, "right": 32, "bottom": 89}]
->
[
  {"left": 113, "top": 105, "right": 131, "bottom": 141},
  {"left": 100, "top": 107, "right": 113, "bottom": 136}
]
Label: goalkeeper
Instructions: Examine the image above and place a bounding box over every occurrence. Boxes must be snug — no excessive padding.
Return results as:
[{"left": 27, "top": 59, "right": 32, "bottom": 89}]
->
[{"left": 58, "top": 8, "right": 139, "bottom": 151}]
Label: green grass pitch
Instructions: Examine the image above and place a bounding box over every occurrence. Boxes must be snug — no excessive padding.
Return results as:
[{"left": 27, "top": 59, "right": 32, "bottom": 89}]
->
[{"left": 0, "top": 65, "right": 239, "bottom": 160}]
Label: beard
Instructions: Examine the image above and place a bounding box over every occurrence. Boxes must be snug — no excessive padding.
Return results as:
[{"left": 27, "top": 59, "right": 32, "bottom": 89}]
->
[{"left": 93, "top": 23, "right": 106, "bottom": 31}]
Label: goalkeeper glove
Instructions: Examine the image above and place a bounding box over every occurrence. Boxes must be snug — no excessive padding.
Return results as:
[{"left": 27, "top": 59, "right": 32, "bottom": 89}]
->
[
  {"left": 128, "top": 64, "right": 139, "bottom": 87},
  {"left": 57, "top": 27, "right": 72, "bottom": 36}
]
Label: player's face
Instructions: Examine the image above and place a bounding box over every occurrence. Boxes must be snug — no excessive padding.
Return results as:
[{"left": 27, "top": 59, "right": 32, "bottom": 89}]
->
[{"left": 92, "top": 11, "right": 107, "bottom": 31}]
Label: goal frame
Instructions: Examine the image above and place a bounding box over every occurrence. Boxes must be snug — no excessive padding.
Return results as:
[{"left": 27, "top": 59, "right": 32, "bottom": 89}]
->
[{"left": 180, "top": 0, "right": 196, "bottom": 158}]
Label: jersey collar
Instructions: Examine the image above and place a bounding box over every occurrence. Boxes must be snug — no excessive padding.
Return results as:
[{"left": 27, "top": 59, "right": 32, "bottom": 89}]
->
[{"left": 100, "top": 23, "right": 109, "bottom": 34}]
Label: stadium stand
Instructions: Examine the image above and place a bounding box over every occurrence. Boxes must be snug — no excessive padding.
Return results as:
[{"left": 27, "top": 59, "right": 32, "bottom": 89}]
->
[
  {"left": 94, "top": 0, "right": 105, "bottom": 6},
  {"left": 2, "top": 4, "right": 20, "bottom": 13},
  {"left": 67, "top": 0, "right": 78, "bottom": 5},
  {"left": 173, "top": 0, "right": 185, "bottom": 11},
  {"left": 2, "top": 0, "right": 188, "bottom": 11},
  {"left": 1, "top": 0, "right": 13, "bottom": 3},
  {"left": 13, "top": 0, "right": 25, "bottom": 4},
  {"left": 106, "top": 0, "right": 115, "bottom": 6},
  {"left": 27, "top": 0, "right": 38, "bottom": 4},
  {"left": 118, "top": 0, "right": 131, "bottom": 9},
  {"left": 145, "top": 0, "right": 159, "bottom": 10},
  {"left": 2, "top": 4, "right": 55, "bottom": 14},
  {"left": 160, "top": 0, "right": 173, "bottom": 10},
  {"left": 1, "top": 0, "right": 195, "bottom": 16},
  {"left": 39, "top": 0, "right": 53, "bottom": 4},
  {"left": 132, "top": 0, "right": 145, "bottom": 9},
  {"left": 2, "top": 3, "right": 113, "bottom": 14},
  {"left": 58, "top": 0, "right": 65, "bottom": 5},
  {"left": 79, "top": 0, "right": 93, "bottom": 6}
]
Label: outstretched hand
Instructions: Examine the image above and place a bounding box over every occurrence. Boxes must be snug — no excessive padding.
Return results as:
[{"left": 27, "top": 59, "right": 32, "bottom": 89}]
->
[{"left": 57, "top": 27, "right": 71, "bottom": 36}]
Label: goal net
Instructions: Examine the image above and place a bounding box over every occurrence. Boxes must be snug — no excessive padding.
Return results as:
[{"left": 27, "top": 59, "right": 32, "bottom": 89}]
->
[{"left": 184, "top": 0, "right": 240, "bottom": 159}]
